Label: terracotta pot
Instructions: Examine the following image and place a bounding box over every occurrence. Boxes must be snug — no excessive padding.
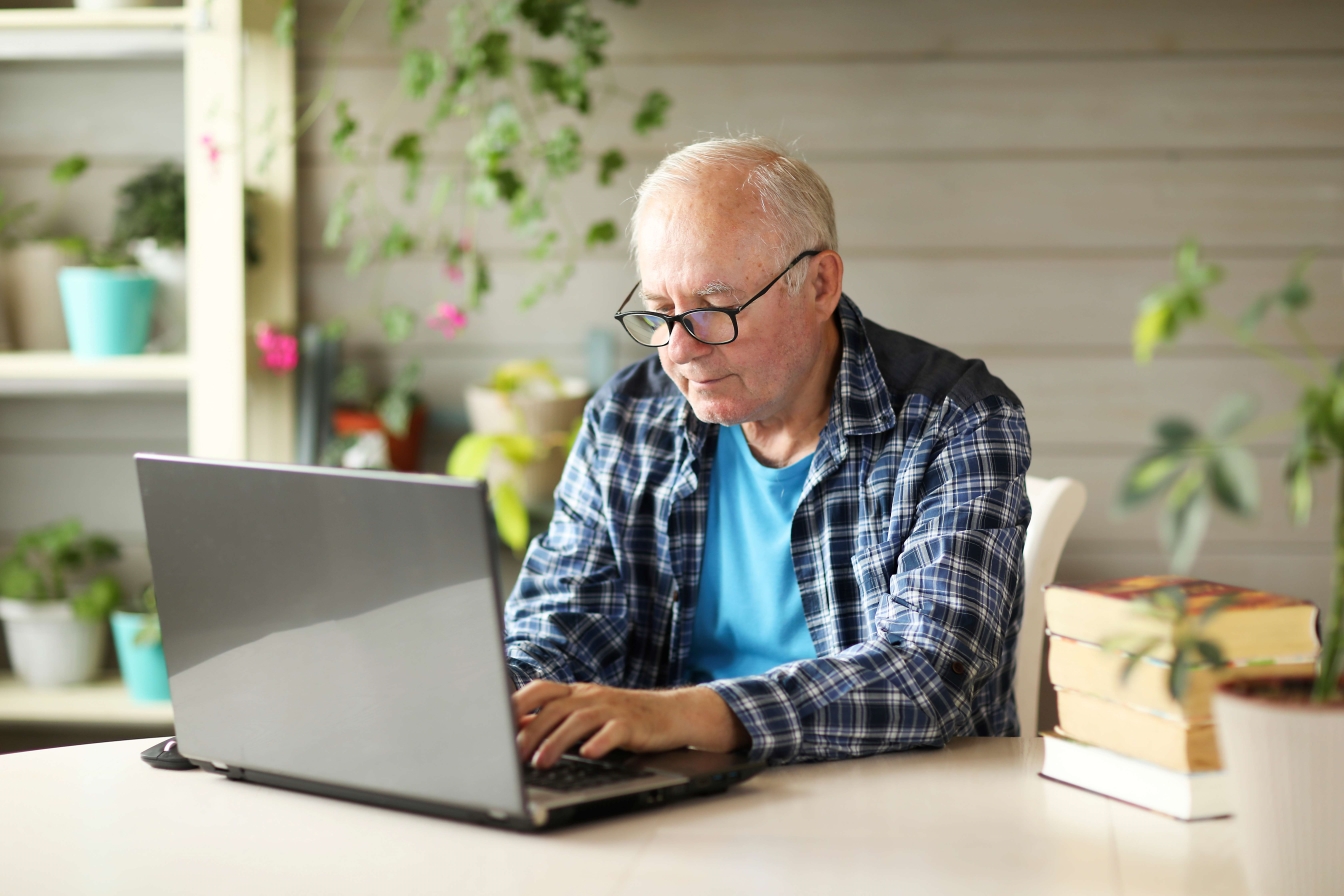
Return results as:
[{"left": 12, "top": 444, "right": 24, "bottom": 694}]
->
[
  {"left": 332, "top": 403, "right": 427, "bottom": 473},
  {"left": 1213, "top": 677, "right": 1344, "bottom": 896}
]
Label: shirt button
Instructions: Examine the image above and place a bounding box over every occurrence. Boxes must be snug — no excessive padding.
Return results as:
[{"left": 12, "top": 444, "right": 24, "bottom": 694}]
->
[{"left": 951, "top": 661, "right": 966, "bottom": 676}]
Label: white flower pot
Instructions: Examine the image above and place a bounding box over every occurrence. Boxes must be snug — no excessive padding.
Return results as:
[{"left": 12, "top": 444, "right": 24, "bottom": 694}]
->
[
  {"left": 0, "top": 241, "right": 82, "bottom": 350},
  {"left": 0, "top": 598, "right": 106, "bottom": 687},
  {"left": 1213, "top": 680, "right": 1344, "bottom": 896},
  {"left": 465, "top": 379, "right": 589, "bottom": 513},
  {"left": 129, "top": 239, "right": 187, "bottom": 353}
]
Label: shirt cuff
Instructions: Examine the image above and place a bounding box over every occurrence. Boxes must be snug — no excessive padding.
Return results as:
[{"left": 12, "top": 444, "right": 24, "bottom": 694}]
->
[{"left": 703, "top": 676, "right": 804, "bottom": 764}]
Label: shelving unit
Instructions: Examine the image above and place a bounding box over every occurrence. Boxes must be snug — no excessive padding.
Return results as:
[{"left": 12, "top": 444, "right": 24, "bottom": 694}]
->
[
  {"left": 0, "top": 0, "right": 296, "bottom": 460},
  {"left": 0, "top": 7, "right": 188, "bottom": 60},
  {"left": 0, "top": 351, "right": 190, "bottom": 394},
  {"left": 0, "top": 1, "right": 295, "bottom": 741}
]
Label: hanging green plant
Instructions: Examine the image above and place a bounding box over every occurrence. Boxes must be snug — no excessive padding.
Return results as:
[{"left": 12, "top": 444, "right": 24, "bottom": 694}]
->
[{"left": 294, "top": 0, "right": 671, "bottom": 436}]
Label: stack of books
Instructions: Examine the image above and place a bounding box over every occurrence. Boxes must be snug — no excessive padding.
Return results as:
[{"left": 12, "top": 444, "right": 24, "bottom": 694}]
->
[{"left": 1039, "top": 575, "right": 1319, "bottom": 820}]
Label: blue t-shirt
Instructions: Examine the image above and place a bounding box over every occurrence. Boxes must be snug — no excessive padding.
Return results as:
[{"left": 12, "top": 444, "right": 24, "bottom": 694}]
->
[{"left": 687, "top": 425, "right": 818, "bottom": 682}]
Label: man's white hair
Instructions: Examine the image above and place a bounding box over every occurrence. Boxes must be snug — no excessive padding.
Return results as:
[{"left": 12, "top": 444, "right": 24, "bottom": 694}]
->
[{"left": 630, "top": 136, "right": 837, "bottom": 295}]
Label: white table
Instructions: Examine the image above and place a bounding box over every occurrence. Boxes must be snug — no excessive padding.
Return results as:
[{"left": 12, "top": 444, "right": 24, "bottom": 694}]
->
[{"left": 0, "top": 737, "right": 1246, "bottom": 895}]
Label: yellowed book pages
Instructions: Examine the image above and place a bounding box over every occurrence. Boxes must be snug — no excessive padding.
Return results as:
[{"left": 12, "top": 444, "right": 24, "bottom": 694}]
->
[
  {"left": 1055, "top": 688, "right": 1220, "bottom": 773},
  {"left": 1043, "top": 576, "right": 1318, "bottom": 661},
  {"left": 1047, "top": 635, "right": 1317, "bottom": 723}
]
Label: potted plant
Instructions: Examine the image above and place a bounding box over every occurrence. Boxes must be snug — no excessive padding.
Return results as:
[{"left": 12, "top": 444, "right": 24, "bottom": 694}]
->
[
  {"left": 0, "top": 520, "right": 122, "bottom": 687},
  {"left": 1119, "top": 242, "right": 1343, "bottom": 895},
  {"left": 321, "top": 358, "right": 428, "bottom": 472},
  {"left": 110, "top": 585, "right": 169, "bottom": 702},
  {"left": 449, "top": 359, "right": 588, "bottom": 553},
  {"left": 114, "top": 162, "right": 187, "bottom": 352},
  {"left": 57, "top": 249, "right": 158, "bottom": 358},
  {"left": 0, "top": 154, "right": 90, "bottom": 351}
]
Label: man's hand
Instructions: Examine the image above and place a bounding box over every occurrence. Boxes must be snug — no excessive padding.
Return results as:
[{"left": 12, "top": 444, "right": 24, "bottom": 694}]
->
[{"left": 512, "top": 681, "right": 750, "bottom": 768}]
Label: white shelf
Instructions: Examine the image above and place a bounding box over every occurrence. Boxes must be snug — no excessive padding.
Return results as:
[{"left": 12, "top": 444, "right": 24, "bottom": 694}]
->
[
  {"left": 0, "top": 7, "right": 187, "bottom": 60},
  {"left": 0, "top": 351, "right": 190, "bottom": 394},
  {"left": 0, "top": 673, "right": 173, "bottom": 726}
]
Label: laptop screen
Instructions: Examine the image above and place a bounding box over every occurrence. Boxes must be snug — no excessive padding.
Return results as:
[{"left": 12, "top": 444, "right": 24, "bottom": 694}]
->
[{"left": 136, "top": 456, "right": 526, "bottom": 816}]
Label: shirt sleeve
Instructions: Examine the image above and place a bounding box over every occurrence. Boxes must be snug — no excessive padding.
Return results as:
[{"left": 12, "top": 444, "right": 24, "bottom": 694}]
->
[
  {"left": 703, "top": 398, "right": 1032, "bottom": 763},
  {"left": 503, "top": 403, "right": 631, "bottom": 690}
]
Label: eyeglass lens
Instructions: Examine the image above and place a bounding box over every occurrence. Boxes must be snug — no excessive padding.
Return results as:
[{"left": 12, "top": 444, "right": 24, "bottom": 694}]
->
[{"left": 620, "top": 309, "right": 737, "bottom": 347}]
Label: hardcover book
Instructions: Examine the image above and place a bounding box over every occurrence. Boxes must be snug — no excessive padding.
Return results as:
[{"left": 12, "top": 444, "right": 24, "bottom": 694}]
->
[
  {"left": 1040, "top": 734, "right": 1229, "bottom": 821},
  {"left": 1043, "top": 575, "right": 1319, "bottom": 662},
  {"left": 1046, "top": 635, "right": 1317, "bottom": 723}
]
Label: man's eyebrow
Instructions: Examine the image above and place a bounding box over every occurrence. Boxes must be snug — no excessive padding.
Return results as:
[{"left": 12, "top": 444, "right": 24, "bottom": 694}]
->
[{"left": 638, "top": 281, "right": 739, "bottom": 309}]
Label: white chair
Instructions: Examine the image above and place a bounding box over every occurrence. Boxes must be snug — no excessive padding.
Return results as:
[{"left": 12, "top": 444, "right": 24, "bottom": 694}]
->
[{"left": 1016, "top": 475, "right": 1087, "bottom": 737}]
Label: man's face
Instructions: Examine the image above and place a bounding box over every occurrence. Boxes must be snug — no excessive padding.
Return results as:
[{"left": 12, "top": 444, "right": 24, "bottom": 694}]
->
[{"left": 635, "top": 175, "right": 830, "bottom": 426}]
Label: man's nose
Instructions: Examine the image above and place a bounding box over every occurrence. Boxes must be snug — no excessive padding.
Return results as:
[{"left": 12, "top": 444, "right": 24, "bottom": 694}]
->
[{"left": 664, "top": 318, "right": 712, "bottom": 364}]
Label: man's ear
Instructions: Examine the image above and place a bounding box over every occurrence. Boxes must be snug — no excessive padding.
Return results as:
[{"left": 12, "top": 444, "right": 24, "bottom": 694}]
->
[{"left": 810, "top": 250, "right": 844, "bottom": 318}]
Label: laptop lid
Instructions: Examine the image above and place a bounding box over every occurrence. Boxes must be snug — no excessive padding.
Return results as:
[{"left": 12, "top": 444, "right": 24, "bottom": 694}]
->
[{"left": 135, "top": 455, "right": 527, "bottom": 820}]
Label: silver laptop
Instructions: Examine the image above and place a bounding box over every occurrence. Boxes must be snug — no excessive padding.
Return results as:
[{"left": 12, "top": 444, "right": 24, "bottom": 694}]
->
[{"left": 135, "top": 454, "right": 763, "bottom": 830}]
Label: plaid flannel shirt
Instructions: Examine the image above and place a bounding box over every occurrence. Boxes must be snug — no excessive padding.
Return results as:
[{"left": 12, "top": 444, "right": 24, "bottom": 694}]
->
[{"left": 505, "top": 296, "right": 1032, "bottom": 764}]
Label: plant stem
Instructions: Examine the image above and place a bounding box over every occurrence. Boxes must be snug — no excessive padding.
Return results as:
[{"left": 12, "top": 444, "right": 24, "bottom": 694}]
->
[
  {"left": 1314, "top": 459, "right": 1344, "bottom": 701},
  {"left": 1285, "top": 314, "right": 1331, "bottom": 379},
  {"left": 1207, "top": 311, "right": 1317, "bottom": 389}
]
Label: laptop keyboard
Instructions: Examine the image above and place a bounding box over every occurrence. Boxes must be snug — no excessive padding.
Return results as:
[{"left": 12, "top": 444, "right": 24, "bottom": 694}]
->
[{"left": 524, "top": 756, "right": 657, "bottom": 792}]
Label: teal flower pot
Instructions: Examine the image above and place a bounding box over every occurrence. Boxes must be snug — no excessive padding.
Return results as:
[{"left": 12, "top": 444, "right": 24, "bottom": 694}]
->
[
  {"left": 110, "top": 611, "right": 170, "bottom": 702},
  {"left": 58, "top": 267, "right": 157, "bottom": 357}
]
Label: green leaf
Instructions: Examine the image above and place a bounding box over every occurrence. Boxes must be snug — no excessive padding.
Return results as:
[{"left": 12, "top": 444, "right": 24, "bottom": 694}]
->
[
  {"left": 70, "top": 575, "right": 122, "bottom": 620},
  {"left": 355, "top": 235, "right": 387, "bottom": 275},
  {"left": 376, "top": 389, "right": 413, "bottom": 437},
  {"left": 597, "top": 148, "right": 625, "bottom": 186},
  {"left": 632, "top": 89, "right": 671, "bottom": 135},
  {"left": 1193, "top": 639, "right": 1226, "bottom": 670},
  {"left": 388, "top": 133, "right": 424, "bottom": 203},
  {"left": 387, "top": 0, "right": 428, "bottom": 39},
  {"left": 542, "top": 126, "right": 583, "bottom": 179},
  {"left": 1118, "top": 637, "right": 1162, "bottom": 682},
  {"left": 332, "top": 363, "right": 371, "bottom": 405},
  {"left": 1210, "top": 393, "right": 1256, "bottom": 439},
  {"left": 0, "top": 561, "right": 42, "bottom": 602},
  {"left": 489, "top": 359, "right": 560, "bottom": 394},
  {"left": 50, "top": 154, "right": 88, "bottom": 186},
  {"left": 491, "top": 169, "right": 523, "bottom": 202},
  {"left": 331, "top": 101, "right": 358, "bottom": 160},
  {"left": 322, "top": 183, "right": 355, "bottom": 249},
  {"left": 491, "top": 480, "right": 530, "bottom": 555},
  {"left": 1175, "top": 239, "right": 1223, "bottom": 290},
  {"left": 447, "top": 433, "right": 495, "bottom": 479},
  {"left": 1287, "top": 459, "right": 1314, "bottom": 525},
  {"left": 585, "top": 219, "right": 617, "bottom": 248},
  {"left": 527, "top": 230, "right": 559, "bottom": 261},
  {"left": 1208, "top": 445, "right": 1258, "bottom": 516},
  {"left": 475, "top": 30, "right": 513, "bottom": 78},
  {"left": 272, "top": 0, "right": 296, "bottom": 47},
  {"left": 1162, "top": 477, "right": 1211, "bottom": 575},
  {"left": 494, "top": 434, "right": 540, "bottom": 465},
  {"left": 132, "top": 616, "right": 162, "bottom": 648},
  {"left": 1155, "top": 417, "right": 1199, "bottom": 448},
  {"left": 379, "top": 305, "right": 418, "bottom": 343},
  {"left": 380, "top": 221, "right": 417, "bottom": 259},
  {"left": 400, "top": 49, "right": 445, "bottom": 99},
  {"left": 1115, "top": 450, "right": 1186, "bottom": 512},
  {"left": 1169, "top": 644, "right": 1192, "bottom": 700}
]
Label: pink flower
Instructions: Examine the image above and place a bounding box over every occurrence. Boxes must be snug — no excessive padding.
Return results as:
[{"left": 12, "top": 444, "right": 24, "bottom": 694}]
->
[
  {"left": 426, "top": 302, "right": 467, "bottom": 340},
  {"left": 200, "top": 133, "right": 221, "bottom": 168},
  {"left": 254, "top": 323, "right": 298, "bottom": 373},
  {"left": 444, "top": 264, "right": 464, "bottom": 283}
]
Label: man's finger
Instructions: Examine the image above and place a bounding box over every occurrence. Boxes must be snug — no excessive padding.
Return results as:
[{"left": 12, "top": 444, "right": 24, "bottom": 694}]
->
[
  {"left": 531, "top": 707, "right": 608, "bottom": 769},
  {"left": 515, "top": 695, "right": 583, "bottom": 761},
  {"left": 511, "top": 680, "right": 571, "bottom": 723},
  {"left": 577, "top": 718, "right": 629, "bottom": 760}
]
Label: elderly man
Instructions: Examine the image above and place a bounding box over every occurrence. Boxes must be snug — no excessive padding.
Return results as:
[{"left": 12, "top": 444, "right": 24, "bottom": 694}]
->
[{"left": 508, "top": 137, "right": 1031, "bottom": 768}]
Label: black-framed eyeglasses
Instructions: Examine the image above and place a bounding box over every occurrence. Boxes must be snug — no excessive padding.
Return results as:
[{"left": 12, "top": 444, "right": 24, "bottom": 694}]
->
[{"left": 614, "top": 249, "right": 821, "bottom": 348}]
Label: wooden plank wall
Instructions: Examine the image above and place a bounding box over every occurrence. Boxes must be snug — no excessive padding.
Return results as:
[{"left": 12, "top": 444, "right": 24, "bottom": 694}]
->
[
  {"left": 0, "top": 1, "right": 1342, "bottom": 620},
  {"left": 294, "top": 0, "right": 1344, "bottom": 608}
]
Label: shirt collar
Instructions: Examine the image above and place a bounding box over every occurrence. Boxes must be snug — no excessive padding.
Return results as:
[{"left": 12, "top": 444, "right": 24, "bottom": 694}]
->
[{"left": 679, "top": 294, "right": 897, "bottom": 451}]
